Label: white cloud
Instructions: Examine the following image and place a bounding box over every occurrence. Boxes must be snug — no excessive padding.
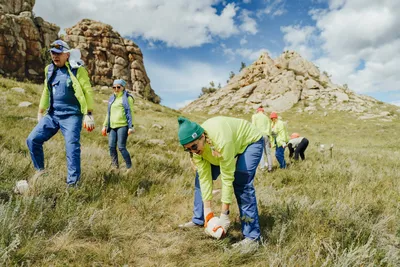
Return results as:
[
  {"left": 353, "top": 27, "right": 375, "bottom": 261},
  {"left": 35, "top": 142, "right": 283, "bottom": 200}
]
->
[
  {"left": 236, "top": 48, "right": 271, "bottom": 61},
  {"left": 221, "top": 44, "right": 271, "bottom": 61},
  {"left": 145, "top": 59, "right": 231, "bottom": 108},
  {"left": 281, "top": 0, "right": 400, "bottom": 94},
  {"left": 240, "top": 37, "right": 248, "bottom": 46},
  {"left": 33, "top": 0, "right": 241, "bottom": 48},
  {"left": 146, "top": 59, "right": 229, "bottom": 94},
  {"left": 239, "top": 9, "right": 258, "bottom": 34},
  {"left": 281, "top": 25, "right": 317, "bottom": 60},
  {"left": 259, "top": 0, "right": 286, "bottom": 17}
]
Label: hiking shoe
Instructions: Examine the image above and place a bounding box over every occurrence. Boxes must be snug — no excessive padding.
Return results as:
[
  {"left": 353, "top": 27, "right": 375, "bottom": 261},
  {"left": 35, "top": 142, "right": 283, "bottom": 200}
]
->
[
  {"left": 232, "top": 238, "right": 259, "bottom": 254},
  {"left": 178, "top": 221, "right": 202, "bottom": 228}
]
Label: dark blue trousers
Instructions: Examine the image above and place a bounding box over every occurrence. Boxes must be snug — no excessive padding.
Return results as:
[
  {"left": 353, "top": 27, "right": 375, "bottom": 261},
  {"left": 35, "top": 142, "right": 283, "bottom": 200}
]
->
[{"left": 192, "top": 137, "right": 263, "bottom": 240}]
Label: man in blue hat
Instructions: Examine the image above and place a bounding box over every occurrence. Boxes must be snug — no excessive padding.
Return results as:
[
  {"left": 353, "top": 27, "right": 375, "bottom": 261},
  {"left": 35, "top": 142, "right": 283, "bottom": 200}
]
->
[{"left": 26, "top": 39, "right": 95, "bottom": 187}]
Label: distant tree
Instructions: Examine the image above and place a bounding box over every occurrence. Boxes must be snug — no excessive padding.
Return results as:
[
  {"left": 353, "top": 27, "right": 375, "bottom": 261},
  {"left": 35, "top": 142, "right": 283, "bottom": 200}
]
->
[
  {"left": 229, "top": 71, "right": 235, "bottom": 79},
  {"left": 218, "top": 83, "right": 221, "bottom": 89},
  {"left": 198, "top": 81, "right": 218, "bottom": 97},
  {"left": 239, "top": 62, "right": 246, "bottom": 72},
  {"left": 322, "top": 71, "right": 331, "bottom": 77}
]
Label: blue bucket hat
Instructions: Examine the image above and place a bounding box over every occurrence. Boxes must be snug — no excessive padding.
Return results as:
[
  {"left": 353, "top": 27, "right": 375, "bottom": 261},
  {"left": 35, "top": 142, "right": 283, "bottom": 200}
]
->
[
  {"left": 113, "top": 79, "right": 127, "bottom": 87},
  {"left": 50, "top": 40, "right": 70, "bottom": 54}
]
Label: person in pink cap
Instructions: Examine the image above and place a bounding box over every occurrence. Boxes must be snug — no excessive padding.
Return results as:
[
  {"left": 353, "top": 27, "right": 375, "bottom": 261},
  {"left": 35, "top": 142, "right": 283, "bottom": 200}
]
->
[{"left": 288, "top": 133, "right": 309, "bottom": 161}]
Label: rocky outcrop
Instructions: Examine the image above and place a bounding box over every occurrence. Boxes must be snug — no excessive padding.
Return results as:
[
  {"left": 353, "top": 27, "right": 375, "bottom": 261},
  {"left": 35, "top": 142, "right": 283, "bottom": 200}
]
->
[
  {"left": 182, "top": 51, "right": 381, "bottom": 115},
  {"left": 64, "top": 19, "right": 160, "bottom": 104},
  {"left": 0, "top": 0, "right": 59, "bottom": 82}
]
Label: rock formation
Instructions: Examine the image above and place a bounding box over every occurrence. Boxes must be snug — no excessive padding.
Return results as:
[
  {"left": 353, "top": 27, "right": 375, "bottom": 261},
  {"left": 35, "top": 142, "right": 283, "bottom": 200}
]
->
[
  {"left": 64, "top": 19, "right": 160, "bottom": 104},
  {"left": 182, "top": 51, "right": 382, "bottom": 115},
  {"left": 0, "top": 0, "right": 59, "bottom": 82}
]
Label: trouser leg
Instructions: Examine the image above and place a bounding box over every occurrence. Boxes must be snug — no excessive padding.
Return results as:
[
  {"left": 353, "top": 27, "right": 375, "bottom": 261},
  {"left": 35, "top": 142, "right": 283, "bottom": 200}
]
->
[
  {"left": 234, "top": 137, "right": 263, "bottom": 240},
  {"left": 26, "top": 114, "right": 59, "bottom": 170},
  {"left": 297, "top": 138, "right": 309, "bottom": 160},
  {"left": 192, "top": 165, "right": 220, "bottom": 225},
  {"left": 117, "top": 126, "right": 132, "bottom": 169},
  {"left": 108, "top": 128, "right": 119, "bottom": 167},
  {"left": 275, "top": 146, "right": 286, "bottom": 168},
  {"left": 59, "top": 114, "right": 83, "bottom": 185},
  {"left": 264, "top": 136, "right": 273, "bottom": 170}
]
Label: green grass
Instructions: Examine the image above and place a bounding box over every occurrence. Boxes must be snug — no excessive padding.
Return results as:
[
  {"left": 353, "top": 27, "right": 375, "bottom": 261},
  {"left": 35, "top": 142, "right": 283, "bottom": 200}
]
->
[{"left": 0, "top": 77, "right": 400, "bottom": 266}]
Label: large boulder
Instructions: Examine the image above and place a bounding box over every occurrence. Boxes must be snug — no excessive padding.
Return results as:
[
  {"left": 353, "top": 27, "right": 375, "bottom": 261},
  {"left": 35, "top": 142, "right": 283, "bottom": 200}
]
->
[
  {"left": 64, "top": 19, "right": 160, "bottom": 104},
  {"left": 0, "top": 0, "right": 59, "bottom": 82}
]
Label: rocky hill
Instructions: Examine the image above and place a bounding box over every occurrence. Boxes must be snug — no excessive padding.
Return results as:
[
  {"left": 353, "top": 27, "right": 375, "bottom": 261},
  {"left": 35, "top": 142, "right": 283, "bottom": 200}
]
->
[
  {"left": 182, "top": 51, "right": 394, "bottom": 120},
  {"left": 0, "top": 0, "right": 59, "bottom": 82},
  {"left": 64, "top": 19, "right": 160, "bottom": 104}
]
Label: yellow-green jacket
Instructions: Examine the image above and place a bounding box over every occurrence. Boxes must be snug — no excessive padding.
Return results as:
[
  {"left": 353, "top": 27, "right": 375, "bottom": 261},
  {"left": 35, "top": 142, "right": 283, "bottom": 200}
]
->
[
  {"left": 192, "top": 116, "right": 262, "bottom": 204},
  {"left": 39, "top": 62, "right": 94, "bottom": 114},
  {"left": 270, "top": 119, "right": 289, "bottom": 148},
  {"left": 251, "top": 112, "right": 271, "bottom": 137},
  {"left": 103, "top": 91, "right": 134, "bottom": 129}
]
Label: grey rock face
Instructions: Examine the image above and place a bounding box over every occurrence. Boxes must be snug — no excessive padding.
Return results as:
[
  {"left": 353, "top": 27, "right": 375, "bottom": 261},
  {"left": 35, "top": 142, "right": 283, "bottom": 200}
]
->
[
  {"left": 0, "top": 0, "right": 59, "bottom": 83},
  {"left": 181, "top": 51, "right": 382, "bottom": 116}
]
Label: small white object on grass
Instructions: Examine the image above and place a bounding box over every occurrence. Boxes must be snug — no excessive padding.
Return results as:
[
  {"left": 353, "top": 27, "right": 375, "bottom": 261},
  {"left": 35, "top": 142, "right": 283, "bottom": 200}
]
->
[
  {"left": 319, "top": 144, "right": 325, "bottom": 153},
  {"left": 14, "top": 180, "right": 29, "bottom": 194}
]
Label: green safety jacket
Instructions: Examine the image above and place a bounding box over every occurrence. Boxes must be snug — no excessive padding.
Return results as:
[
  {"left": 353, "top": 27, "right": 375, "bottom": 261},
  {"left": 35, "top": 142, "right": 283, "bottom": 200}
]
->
[
  {"left": 270, "top": 119, "right": 289, "bottom": 148},
  {"left": 251, "top": 112, "right": 271, "bottom": 137},
  {"left": 193, "top": 116, "right": 262, "bottom": 204},
  {"left": 39, "top": 62, "right": 94, "bottom": 115}
]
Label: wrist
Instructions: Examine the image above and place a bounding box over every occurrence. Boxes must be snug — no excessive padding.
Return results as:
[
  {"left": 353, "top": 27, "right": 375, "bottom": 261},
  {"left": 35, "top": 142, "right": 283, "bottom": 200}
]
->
[{"left": 221, "top": 210, "right": 230, "bottom": 215}]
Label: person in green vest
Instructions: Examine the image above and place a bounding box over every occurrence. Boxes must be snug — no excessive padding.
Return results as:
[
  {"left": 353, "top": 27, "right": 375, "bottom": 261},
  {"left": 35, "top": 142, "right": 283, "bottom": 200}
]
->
[
  {"left": 251, "top": 106, "right": 273, "bottom": 172},
  {"left": 26, "top": 40, "right": 95, "bottom": 188},
  {"left": 270, "top": 112, "right": 289, "bottom": 169},
  {"left": 102, "top": 79, "right": 135, "bottom": 171},
  {"left": 178, "top": 116, "right": 263, "bottom": 250}
]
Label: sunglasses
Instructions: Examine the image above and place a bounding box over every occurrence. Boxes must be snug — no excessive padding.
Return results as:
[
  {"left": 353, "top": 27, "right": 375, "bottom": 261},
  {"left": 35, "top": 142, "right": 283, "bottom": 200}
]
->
[
  {"left": 51, "top": 44, "right": 66, "bottom": 50},
  {"left": 112, "top": 86, "right": 122, "bottom": 89},
  {"left": 184, "top": 143, "right": 199, "bottom": 152}
]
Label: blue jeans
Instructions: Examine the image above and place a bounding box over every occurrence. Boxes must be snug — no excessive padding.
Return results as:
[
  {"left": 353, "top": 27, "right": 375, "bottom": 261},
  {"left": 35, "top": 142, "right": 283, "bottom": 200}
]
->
[
  {"left": 275, "top": 145, "right": 286, "bottom": 169},
  {"left": 108, "top": 126, "right": 132, "bottom": 168},
  {"left": 26, "top": 114, "right": 83, "bottom": 185},
  {"left": 192, "top": 137, "right": 263, "bottom": 240}
]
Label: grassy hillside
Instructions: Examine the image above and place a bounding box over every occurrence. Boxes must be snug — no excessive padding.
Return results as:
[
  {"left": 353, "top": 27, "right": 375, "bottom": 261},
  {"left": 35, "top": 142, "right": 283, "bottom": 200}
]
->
[{"left": 1, "top": 77, "right": 400, "bottom": 266}]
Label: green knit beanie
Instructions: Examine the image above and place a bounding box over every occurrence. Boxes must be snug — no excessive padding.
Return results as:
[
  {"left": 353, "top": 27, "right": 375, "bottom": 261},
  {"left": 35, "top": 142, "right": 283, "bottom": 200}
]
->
[{"left": 177, "top": 116, "right": 204, "bottom": 145}]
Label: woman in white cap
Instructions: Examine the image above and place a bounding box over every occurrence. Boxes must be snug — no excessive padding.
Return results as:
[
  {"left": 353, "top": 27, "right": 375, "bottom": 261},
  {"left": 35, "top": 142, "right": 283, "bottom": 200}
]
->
[{"left": 102, "top": 79, "right": 134, "bottom": 170}]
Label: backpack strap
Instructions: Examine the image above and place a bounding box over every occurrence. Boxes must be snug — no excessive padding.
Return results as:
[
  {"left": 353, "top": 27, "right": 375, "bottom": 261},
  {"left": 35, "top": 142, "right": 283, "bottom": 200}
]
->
[
  {"left": 71, "top": 67, "right": 78, "bottom": 77},
  {"left": 47, "top": 64, "right": 55, "bottom": 83}
]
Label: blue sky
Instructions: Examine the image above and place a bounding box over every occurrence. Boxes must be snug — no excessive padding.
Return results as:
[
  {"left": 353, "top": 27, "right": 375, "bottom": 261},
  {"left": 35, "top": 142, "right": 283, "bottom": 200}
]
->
[{"left": 34, "top": 0, "right": 400, "bottom": 108}]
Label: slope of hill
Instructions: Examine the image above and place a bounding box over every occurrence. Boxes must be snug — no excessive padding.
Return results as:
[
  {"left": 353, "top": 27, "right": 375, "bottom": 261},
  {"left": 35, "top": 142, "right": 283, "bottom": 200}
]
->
[
  {"left": 183, "top": 51, "right": 397, "bottom": 122},
  {"left": 0, "top": 77, "right": 400, "bottom": 266}
]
